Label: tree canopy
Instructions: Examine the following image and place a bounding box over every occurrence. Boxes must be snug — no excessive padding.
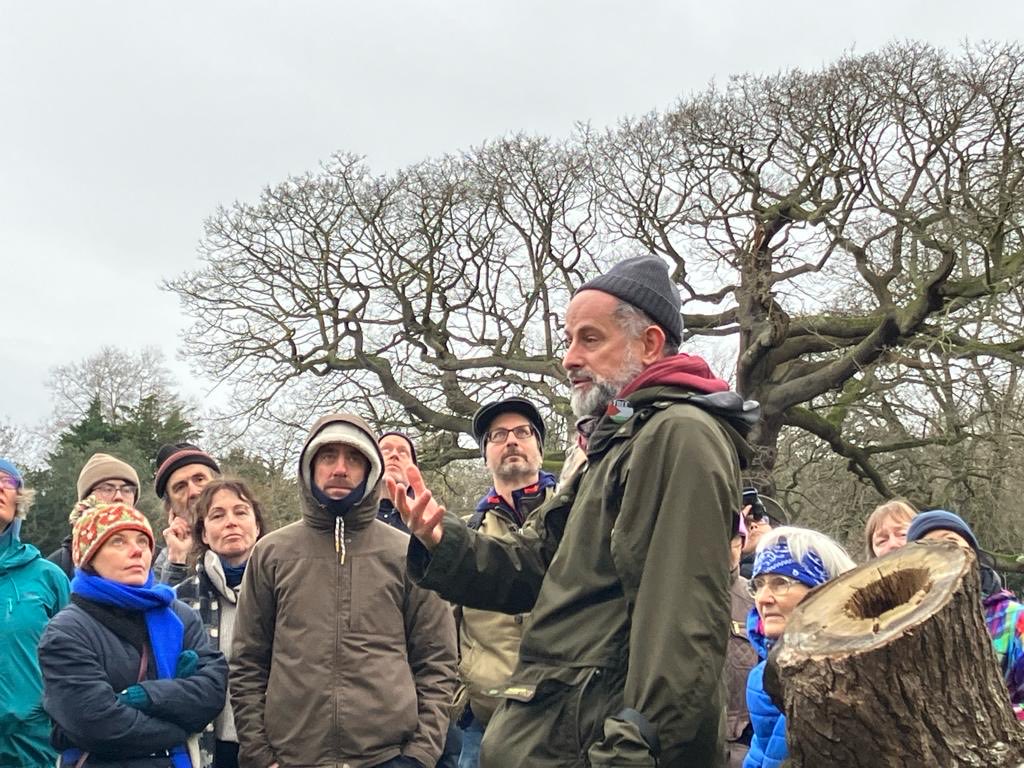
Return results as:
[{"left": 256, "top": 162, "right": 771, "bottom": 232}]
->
[{"left": 167, "top": 42, "right": 1024, "bottom": 540}]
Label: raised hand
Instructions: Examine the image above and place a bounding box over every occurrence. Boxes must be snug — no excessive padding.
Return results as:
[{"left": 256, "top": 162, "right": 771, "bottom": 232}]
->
[
  {"left": 162, "top": 516, "right": 193, "bottom": 565},
  {"left": 385, "top": 465, "right": 446, "bottom": 550}
]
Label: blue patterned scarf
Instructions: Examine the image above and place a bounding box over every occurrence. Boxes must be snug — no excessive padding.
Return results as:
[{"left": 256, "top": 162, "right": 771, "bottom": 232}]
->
[
  {"left": 752, "top": 540, "right": 830, "bottom": 588},
  {"left": 70, "top": 570, "right": 190, "bottom": 768}
]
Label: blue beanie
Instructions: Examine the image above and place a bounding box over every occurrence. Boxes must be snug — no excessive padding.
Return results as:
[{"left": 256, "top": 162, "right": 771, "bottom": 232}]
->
[
  {"left": 906, "top": 510, "right": 980, "bottom": 552},
  {"left": 0, "top": 458, "right": 22, "bottom": 488}
]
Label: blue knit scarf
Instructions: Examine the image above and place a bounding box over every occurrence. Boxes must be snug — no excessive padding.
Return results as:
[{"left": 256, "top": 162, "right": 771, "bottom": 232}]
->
[{"left": 70, "top": 570, "right": 191, "bottom": 768}]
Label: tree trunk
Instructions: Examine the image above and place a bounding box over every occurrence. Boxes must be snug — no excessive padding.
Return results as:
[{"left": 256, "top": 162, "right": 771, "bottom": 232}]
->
[{"left": 768, "top": 541, "right": 1024, "bottom": 767}]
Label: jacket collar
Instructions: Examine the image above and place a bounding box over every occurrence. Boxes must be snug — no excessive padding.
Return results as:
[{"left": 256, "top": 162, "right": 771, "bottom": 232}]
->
[
  {"left": 475, "top": 471, "right": 557, "bottom": 526},
  {"left": 201, "top": 550, "right": 237, "bottom": 604},
  {"left": 299, "top": 478, "right": 380, "bottom": 532}
]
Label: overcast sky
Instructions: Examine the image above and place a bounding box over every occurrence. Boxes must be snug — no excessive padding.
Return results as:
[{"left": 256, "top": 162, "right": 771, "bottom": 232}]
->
[{"left": 2, "top": 0, "right": 1022, "bottom": 435}]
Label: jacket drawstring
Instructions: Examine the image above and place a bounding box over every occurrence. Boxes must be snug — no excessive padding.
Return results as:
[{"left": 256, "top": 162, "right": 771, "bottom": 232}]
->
[{"left": 334, "top": 516, "right": 346, "bottom": 564}]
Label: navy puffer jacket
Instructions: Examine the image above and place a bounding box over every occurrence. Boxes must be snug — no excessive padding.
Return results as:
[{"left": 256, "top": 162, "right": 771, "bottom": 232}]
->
[{"left": 39, "top": 599, "right": 227, "bottom": 768}]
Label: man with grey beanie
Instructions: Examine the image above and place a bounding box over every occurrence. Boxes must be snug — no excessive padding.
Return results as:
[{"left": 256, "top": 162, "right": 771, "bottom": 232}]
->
[{"left": 394, "top": 254, "right": 761, "bottom": 767}]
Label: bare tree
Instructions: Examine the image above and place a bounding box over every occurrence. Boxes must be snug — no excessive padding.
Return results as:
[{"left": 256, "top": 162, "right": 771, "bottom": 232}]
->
[
  {"left": 47, "top": 346, "right": 181, "bottom": 430},
  {"left": 170, "top": 138, "right": 598, "bottom": 464},
  {"left": 595, "top": 42, "right": 1024, "bottom": 492},
  {"left": 170, "top": 42, "right": 1024, "bottom": 489}
]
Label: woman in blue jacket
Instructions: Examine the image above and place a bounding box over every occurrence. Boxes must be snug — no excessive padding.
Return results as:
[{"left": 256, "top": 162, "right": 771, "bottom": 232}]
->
[
  {"left": 0, "top": 458, "right": 70, "bottom": 768},
  {"left": 39, "top": 500, "right": 227, "bottom": 768},
  {"left": 744, "top": 527, "right": 855, "bottom": 768}
]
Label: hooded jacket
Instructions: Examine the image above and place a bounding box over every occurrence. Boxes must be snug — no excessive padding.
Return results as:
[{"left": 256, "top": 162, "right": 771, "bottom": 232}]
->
[
  {"left": 409, "top": 356, "right": 756, "bottom": 767},
  {"left": 231, "top": 413, "right": 457, "bottom": 768},
  {"left": 0, "top": 518, "right": 70, "bottom": 768}
]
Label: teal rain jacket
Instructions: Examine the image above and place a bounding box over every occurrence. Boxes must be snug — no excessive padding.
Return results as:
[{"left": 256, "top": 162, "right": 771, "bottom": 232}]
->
[{"left": 0, "top": 518, "right": 71, "bottom": 768}]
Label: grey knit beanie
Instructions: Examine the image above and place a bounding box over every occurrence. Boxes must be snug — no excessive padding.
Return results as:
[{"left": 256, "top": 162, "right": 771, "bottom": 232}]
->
[{"left": 575, "top": 256, "right": 683, "bottom": 347}]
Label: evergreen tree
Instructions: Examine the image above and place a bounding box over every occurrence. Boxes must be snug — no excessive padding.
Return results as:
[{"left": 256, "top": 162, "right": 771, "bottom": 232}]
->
[{"left": 21, "top": 396, "right": 198, "bottom": 555}]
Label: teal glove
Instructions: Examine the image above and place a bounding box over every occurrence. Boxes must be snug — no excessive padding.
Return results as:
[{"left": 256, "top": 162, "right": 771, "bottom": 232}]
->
[
  {"left": 116, "top": 684, "right": 151, "bottom": 711},
  {"left": 175, "top": 650, "right": 199, "bottom": 678}
]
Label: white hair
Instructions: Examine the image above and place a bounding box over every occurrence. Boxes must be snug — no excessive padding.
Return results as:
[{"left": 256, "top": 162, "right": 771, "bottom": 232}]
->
[
  {"left": 15, "top": 486, "right": 36, "bottom": 519},
  {"left": 756, "top": 526, "right": 856, "bottom": 580}
]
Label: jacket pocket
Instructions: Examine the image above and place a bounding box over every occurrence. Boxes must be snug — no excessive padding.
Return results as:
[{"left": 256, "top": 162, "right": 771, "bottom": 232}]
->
[
  {"left": 574, "top": 665, "right": 625, "bottom": 756},
  {"left": 350, "top": 557, "right": 406, "bottom": 635},
  {"left": 493, "top": 665, "right": 620, "bottom": 760}
]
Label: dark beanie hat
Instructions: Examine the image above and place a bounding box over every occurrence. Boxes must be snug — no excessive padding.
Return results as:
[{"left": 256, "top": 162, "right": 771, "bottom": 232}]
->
[
  {"left": 575, "top": 255, "right": 683, "bottom": 347},
  {"left": 906, "top": 509, "right": 981, "bottom": 552},
  {"left": 379, "top": 432, "right": 418, "bottom": 466},
  {"left": 154, "top": 443, "right": 221, "bottom": 499},
  {"left": 472, "top": 397, "right": 546, "bottom": 456}
]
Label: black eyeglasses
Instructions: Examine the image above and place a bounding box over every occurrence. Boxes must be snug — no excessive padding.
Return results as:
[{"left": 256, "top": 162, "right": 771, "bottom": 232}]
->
[
  {"left": 487, "top": 425, "right": 535, "bottom": 444},
  {"left": 93, "top": 482, "right": 139, "bottom": 499}
]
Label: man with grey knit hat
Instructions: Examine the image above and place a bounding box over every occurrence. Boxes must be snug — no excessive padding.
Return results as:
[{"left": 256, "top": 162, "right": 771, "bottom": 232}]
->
[
  {"left": 395, "top": 254, "right": 760, "bottom": 768},
  {"left": 47, "top": 452, "right": 141, "bottom": 579},
  {"left": 232, "top": 411, "right": 457, "bottom": 768}
]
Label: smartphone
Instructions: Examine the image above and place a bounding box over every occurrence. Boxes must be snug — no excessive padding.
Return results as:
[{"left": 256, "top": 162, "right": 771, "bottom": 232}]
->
[{"left": 742, "top": 487, "right": 767, "bottom": 521}]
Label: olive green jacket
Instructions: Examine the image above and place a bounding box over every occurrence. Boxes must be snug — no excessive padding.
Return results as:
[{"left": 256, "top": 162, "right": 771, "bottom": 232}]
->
[{"left": 410, "top": 387, "right": 752, "bottom": 767}]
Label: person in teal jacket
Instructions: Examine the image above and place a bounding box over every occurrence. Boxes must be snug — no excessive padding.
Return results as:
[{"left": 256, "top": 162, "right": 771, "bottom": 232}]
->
[{"left": 0, "top": 458, "right": 71, "bottom": 767}]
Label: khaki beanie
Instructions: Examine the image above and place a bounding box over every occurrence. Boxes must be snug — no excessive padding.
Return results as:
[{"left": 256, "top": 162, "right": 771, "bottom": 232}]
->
[{"left": 77, "top": 453, "right": 141, "bottom": 501}]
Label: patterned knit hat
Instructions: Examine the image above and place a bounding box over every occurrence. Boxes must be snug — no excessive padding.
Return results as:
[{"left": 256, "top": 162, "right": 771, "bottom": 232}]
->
[{"left": 71, "top": 501, "right": 155, "bottom": 568}]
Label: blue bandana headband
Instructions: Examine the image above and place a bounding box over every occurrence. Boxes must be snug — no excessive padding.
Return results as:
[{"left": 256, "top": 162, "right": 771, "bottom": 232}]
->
[{"left": 753, "top": 539, "right": 830, "bottom": 589}]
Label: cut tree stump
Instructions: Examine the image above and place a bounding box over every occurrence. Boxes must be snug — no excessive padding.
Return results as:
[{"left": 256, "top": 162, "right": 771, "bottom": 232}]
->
[{"left": 768, "top": 540, "right": 1024, "bottom": 768}]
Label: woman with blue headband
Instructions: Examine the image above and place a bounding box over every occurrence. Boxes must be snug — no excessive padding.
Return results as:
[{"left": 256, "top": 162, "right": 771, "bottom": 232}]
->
[{"left": 743, "top": 526, "right": 855, "bottom": 768}]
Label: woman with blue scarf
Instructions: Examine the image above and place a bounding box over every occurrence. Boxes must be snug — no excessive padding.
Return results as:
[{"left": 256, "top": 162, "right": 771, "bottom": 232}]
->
[
  {"left": 175, "top": 479, "right": 268, "bottom": 768},
  {"left": 39, "top": 501, "right": 228, "bottom": 768},
  {"left": 743, "top": 527, "right": 855, "bottom": 768}
]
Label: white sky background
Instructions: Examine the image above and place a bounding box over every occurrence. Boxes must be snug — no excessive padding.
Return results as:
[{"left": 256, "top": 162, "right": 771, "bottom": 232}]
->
[{"left": 2, "top": 0, "right": 1023, "bottom": 434}]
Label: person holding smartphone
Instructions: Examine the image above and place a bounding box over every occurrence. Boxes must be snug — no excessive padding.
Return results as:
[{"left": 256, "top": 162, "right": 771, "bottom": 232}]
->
[{"left": 738, "top": 488, "right": 788, "bottom": 579}]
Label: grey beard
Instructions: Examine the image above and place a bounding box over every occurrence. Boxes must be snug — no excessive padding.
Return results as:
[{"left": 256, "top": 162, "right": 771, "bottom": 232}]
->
[
  {"left": 493, "top": 457, "right": 542, "bottom": 485},
  {"left": 570, "top": 354, "right": 644, "bottom": 419},
  {"left": 570, "top": 379, "right": 620, "bottom": 420}
]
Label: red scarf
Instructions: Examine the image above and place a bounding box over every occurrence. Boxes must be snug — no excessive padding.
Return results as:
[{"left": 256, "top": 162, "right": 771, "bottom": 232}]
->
[{"left": 618, "top": 353, "right": 729, "bottom": 398}]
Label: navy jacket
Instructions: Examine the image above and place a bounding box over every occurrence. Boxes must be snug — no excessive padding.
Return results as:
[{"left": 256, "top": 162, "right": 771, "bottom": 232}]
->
[{"left": 39, "top": 599, "right": 227, "bottom": 767}]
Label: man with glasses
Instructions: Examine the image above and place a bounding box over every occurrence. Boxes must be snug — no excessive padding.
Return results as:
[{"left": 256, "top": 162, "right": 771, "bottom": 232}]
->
[
  {"left": 455, "top": 398, "right": 556, "bottom": 767},
  {"left": 152, "top": 442, "right": 221, "bottom": 585},
  {"left": 47, "top": 452, "right": 141, "bottom": 579}
]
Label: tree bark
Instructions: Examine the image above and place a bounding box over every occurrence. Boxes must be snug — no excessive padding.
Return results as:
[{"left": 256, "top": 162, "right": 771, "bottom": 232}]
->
[{"left": 769, "top": 542, "right": 1024, "bottom": 767}]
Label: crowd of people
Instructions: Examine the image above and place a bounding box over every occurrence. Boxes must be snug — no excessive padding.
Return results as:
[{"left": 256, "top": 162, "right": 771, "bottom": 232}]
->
[{"left": 1, "top": 254, "right": 1022, "bottom": 768}]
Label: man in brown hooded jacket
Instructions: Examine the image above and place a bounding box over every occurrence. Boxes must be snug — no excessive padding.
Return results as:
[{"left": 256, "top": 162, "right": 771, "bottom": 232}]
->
[{"left": 231, "top": 413, "right": 457, "bottom": 768}]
